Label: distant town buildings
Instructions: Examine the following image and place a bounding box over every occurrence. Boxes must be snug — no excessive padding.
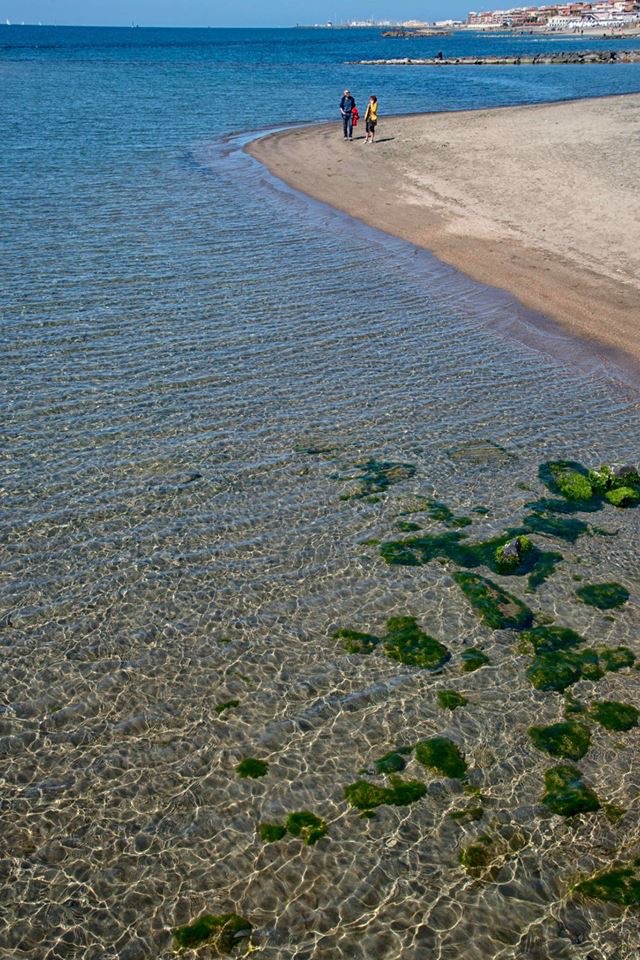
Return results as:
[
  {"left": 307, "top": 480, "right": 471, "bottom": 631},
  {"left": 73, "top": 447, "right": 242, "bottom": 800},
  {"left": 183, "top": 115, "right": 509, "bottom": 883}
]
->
[{"left": 466, "top": 0, "right": 640, "bottom": 28}]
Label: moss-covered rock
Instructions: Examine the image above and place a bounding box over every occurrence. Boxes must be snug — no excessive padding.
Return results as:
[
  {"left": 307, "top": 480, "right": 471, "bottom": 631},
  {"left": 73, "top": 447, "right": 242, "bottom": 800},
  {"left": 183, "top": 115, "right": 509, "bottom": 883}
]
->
[
  {"left": 521, "top": 625, "right": 585, "bottom": 653},
  {"left": 542, "top": 764, "right": 600, "bottom": 817},
  {"left": 333, "top": 628, "right": 380, "bottom": 655},
  {"left": 461, "top": 649, "right": 490, "bottom": 673},
  {"left": 495, "top": 535, "right": 533, "bottom": 573},
  {"left": 172, "top": 913, "right": 252, "bottom": 953},
  {"left": 598, "top": 646, "right": 635, "bottom": 672},
  {"left": 453, "top": 572, "right": 534, "bottom": 630},
  {"left": 576, "top": 866, "right": 640, "bottom": 907},
  {"left": 527, "top": 649, "right": 602, "bottom": 693},
  {"left": 383, "top": 616, "right": 450, "bottom": 669},
  {"left": 415, "top": 736, "right": 467, "bottom": 779},
  {"left": 528, "top": 720, "right": 591, "bottom": 761},
  {"left": 259, "top": 822, "right": 287, "bottom": 843},
  {"left": 285, "top": 811, "right": 327, "bottom": 845},
  {"left": 437, "top": 690, "right": 469, "bottom": 711},
  {"left": 236, "top": 758, "right": 268, "bottom": 779},
  {"left": 590, "top": 700, "right": 639, "bottom": 732},
  {"left": 576, "top": 582, "right": 630, "bottom": 609}
]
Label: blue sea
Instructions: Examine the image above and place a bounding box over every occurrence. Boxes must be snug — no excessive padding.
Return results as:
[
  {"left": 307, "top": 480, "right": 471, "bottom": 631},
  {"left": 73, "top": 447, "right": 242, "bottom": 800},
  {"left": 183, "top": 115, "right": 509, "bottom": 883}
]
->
[{"left": 2, "top": 25, "right": 640, "bottom": 960}]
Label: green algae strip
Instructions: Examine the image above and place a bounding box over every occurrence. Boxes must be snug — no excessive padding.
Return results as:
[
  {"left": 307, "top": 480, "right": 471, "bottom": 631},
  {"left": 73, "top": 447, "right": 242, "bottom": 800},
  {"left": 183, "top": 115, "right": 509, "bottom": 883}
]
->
[
  {"left": 415, "top": 736, "right": 467, "bottom": 779},
  {"left": 528, "top": 720, "right": 591, "bottom": 761},
  {"left": 590, "top": 700, "right": 639, "bottom": 731},
  {"left": 437, "top": 690, "right": 468, "bottom": 711},
  {"left": 345, "top": 775, "right": 427, "bottom": 815},
  {"left": 172, "top": 913, "right": 252, "bottom": 952},
  {"left": 259, "top": 822, "right": 287, "bottom": 843},
  {"left": 576, "top": 865, "right": 640, "bottom": 906},
  {"left": 215, "top": 699, "right": 240, "bottom": 716},
  {"left": 542, "top": 764, "right": 600, "bottom": 817},
  {"left": 235, "top": 758, "right": 268, "bottom": 779},
  {"left": 453, "top": 573, "right": 533, "bottom": 630},
  {"left": 333, "top": 627, "right": 380, "bottom": 655},
  {"left": 576, "top": 582, "right": 630, "bottom": 609}
]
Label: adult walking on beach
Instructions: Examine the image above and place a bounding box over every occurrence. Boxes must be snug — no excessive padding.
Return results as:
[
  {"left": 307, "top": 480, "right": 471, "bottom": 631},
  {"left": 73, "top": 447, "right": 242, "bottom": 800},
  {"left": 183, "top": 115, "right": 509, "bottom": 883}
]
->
[
  {"left": 364, "top": 95, "right": 378, "bottom": 144},
  {"left": 340, "top": 89, "right": 356, "bottom": 141}
]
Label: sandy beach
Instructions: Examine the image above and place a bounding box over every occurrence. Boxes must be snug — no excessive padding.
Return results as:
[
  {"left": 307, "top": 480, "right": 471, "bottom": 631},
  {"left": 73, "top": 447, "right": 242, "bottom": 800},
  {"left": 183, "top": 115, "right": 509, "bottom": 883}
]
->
[{"left": 248, "top": 94, "right": 640, "bottom": 365}]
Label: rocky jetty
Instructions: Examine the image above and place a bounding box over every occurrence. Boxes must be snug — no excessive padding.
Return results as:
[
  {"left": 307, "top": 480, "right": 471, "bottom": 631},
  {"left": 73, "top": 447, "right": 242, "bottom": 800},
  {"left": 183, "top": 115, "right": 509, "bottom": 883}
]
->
[
  {"left": 351, "top": 49, "right": 640, "bottom": 66},
  {"left": 381, "top": 29, "right": 452, "bottom": 38}
]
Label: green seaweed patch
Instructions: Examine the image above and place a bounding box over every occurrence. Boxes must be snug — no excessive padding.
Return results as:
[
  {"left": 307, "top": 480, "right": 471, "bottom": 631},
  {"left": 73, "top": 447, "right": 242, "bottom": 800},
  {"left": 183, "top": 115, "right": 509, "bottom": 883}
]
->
[
  {"left": 344, "top": 776, "right": 427, "bottom": 815},
  {"left": 453, "top": 572, "right": 533, "bottom": 631},
  {"left": 423, "top": 499, "right": 472, "bottom": 528},
  {"left": 539, "top": 460, "right": 594, "bottom": 502},
  {"left": 528, "top": 720, "right": 591, "bottom": 761},
  {"left": 383, "top": 616, "right": 450, "bottom": 670},
  {"left": 523, "top": 510, "right": 592, "bottom": 543},
  {"left": 294, "top": 443, "right": 336, "bottom": 456},
  {"left": 259, "top": 822, "right": 287, "bottom": 843},
  {"left": 449, "top": 805, "right": 483, "bottom": 823},
  {"left": 172, "top": 913, "right": 252, "bottom": 953},
  {"left": 576, "top": 866, "right": 640, "bottom": 907},
  {"left": 215, "top": 699, "right": 240, "bottom": 716},
  {"left": 576, "top": 582, "right": 629, "bottom": 610},
  {"left": 236, "top": 758, "right": 268, "bottom": 779},
  {"left": 598, "top": 646, "right": 635, "bottom": 672},
  {"left": 415, "top": 736, "right": 467, "bottom": 779},
  {"left": 590, "top": 700, "right": 639, "bottom": 732},
  {"left": 461, "top": 649, "right": 490, "bottom": 673},
  {"left": 333, "top": 627, "right": 380, "bottom": 655},
  {"left": 339, "top": 459, "right": 416, "bottom": 500},
  {"left": 437, "top": 690, "right": 469, "bottom": 711},
  {"left": 395, "top": 520, "right": 422, "bottom": 533},
  {"left": 527, "top": 649, "right": 603, "bottom": 693},
  {"left": 542, "top": 764, "right": 600, "bottom": 817},
  {"left": 521, "top": 625, "right": 585, "bottom": 653},
  {"left": 605, "top": 486, "right": 639, "bottom": 507},
  {"left": 459, "top": 835, "right": 494, "bottom": 873},
  {"left": 602, "top": 803, "right": 627, "bottom": 824},
  {"left": 371, "top": 747, "right": 413, "bottom": 775},
  {"left": 285, "top": 811, "right": 327, "bottom": 845}
]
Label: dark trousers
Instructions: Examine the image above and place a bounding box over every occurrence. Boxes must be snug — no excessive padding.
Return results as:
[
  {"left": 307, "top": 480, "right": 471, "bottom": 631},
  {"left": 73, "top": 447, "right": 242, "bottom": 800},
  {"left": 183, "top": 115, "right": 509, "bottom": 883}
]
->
[{"left": 342, "top": 113, "right": 353, "bottom": 138}]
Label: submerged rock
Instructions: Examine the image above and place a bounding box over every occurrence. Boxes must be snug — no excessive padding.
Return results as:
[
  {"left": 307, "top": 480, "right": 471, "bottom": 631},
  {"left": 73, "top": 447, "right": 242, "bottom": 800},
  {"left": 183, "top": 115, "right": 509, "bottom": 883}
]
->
[
  {"left": 453, "top": 572, "right": 534, "bottom": 630},
  {"left": 528, "top": 720, "right": 591, "bottom": 761},
  {"left": 172, "top": 913, "right": 252, "bottom": 953},
  {"left": 415, "top": 736, "right": 467, "bottom": 779},
  {"left": 576, "top": 582, "right": 629, "bottom": 609},
  {"left": 576, "top": 865, "right": 640, "bottom": 907},
  {"left": 383, "top": 616, "right": 450, "bottom": 669},
  {"left": 542, "top": 764, "right": 600, "bottom": 817},
  {"left": 590, "top": 700, "right": 639, "bottom": 732}
]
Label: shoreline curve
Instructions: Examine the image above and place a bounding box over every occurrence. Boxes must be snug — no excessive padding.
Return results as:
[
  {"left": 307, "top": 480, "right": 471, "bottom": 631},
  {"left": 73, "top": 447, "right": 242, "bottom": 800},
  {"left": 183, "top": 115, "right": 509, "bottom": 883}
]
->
[{"left": 246, "top": 95, "right": 640, "bottom": 371}]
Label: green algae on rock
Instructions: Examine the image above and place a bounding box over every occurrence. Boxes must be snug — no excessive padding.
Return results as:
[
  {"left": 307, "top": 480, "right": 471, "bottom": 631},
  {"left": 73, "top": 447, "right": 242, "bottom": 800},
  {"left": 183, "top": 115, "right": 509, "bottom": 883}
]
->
[
  {"left": 235, "top": 758, "right": 268, "bottom": 779},
  {"left": 459, "top": 836, "right": 494, "bottom": 873},
  {"left": 415, "top": 736, "right": 467, "bottom": 779},
  {"left": 590, "top": 700, "right": 639, "bottom": 732},
  {"left": 344, "top": 776, "right": 427, "bottom": 815},
  {"left": 528, "top": 720, "right": 591, "bottom": 761},
  {"left": 576, "top": 866, "right": 640, "bottom": 907},
  {"left": 172, "top": 913, "right": 253, "bottom": 953},
  {"left": 333, "top": 627, "right": 380, "bottom": 655},
  {"left": 461, "top": 649, "right": 490, "bottom": 672},
  {"left": 259, "top": 822, "right": 287, "bottom": 843},
  {"left": 371, "top": 747, "right": 412, "bottom": 775},
  {"left": 285, "top": 811, "right": 327, "bottom": 845},
  {"left": 598, "top": 646, "right": 635, "bottom": 672},
  {"left": 542, "top": 764, "right": 600, "bottom": 817},
  {"left": 453, "top": 572, "right": 534, "bottom": 630},
  {"left": 495, "top": 535, "right": 533, "bottom": 573},
  {"left": 527, "top": 649, "right": 603, "bottom": 693},
  {"left": 339, "top": 459, "right": 416, "bottom": 500},
  {"left": 521, "top": 625, "right": 585, "bottom": 653},
  {"left": 437, "top": 690, "right": 469, "bottom": 711},
  {"left": 383, "top": 616, "right": 450, "bottom": 669},
  {"left": 539, "top": 460, "right": 594, "bottom": 502},
  {"left": 605, "top": 486, "right": 640, "bottom": 507},
  {"left": 576, "top": 582, "right": 630, "bottom": 609},
  {"left": 215, "top": 699, "right": 240, "bottom": 716},
  {"left": 449, "top": 805, "right": 483, "bottom": 823}
]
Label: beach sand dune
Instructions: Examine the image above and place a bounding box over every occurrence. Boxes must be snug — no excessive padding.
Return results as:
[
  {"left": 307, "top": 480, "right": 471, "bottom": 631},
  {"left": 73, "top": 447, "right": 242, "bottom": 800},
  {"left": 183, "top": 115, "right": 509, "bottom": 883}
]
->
[{"left": 248, "top": 95, "right": 640, "bottom": 364}]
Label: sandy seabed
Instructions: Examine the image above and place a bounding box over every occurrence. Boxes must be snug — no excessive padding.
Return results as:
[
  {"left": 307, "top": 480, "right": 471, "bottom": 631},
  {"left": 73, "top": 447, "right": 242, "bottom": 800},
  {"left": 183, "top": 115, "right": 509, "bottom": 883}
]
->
[{"left": 248, "top": 94, "right": 640, "bottom": 368}]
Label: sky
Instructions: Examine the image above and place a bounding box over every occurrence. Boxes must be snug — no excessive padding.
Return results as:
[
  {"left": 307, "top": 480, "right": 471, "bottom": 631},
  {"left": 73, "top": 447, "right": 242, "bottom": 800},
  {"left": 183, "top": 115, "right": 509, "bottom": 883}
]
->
[{"left": 0, "top": 1, "right": 474, "bottom": 28}]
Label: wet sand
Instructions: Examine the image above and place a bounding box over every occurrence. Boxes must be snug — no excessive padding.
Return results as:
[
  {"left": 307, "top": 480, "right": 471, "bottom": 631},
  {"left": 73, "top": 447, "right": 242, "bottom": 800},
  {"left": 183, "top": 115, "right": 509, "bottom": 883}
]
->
[{"left": 248, "top": 94, "right": 640, "bottom": 365}]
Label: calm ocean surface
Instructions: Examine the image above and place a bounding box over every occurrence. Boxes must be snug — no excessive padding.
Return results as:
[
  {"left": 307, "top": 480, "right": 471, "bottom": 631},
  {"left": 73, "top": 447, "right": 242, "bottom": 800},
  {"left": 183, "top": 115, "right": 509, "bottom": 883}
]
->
[{"left": 1, "top": 25, "right": 640, "bottom": 960}]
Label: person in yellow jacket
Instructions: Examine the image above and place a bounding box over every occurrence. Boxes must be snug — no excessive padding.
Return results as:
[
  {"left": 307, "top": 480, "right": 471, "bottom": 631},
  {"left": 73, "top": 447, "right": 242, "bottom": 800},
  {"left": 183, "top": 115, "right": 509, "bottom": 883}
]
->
[{"left": 364, "top": 95, "right": 378, "bottom": 144}]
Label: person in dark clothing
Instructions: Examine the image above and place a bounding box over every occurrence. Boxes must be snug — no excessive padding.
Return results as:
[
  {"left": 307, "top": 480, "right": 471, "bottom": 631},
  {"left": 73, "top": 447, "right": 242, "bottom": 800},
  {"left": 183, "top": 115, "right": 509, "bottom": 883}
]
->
[{"left": 339, "top": 89, "right": 356, "bottom": 140}]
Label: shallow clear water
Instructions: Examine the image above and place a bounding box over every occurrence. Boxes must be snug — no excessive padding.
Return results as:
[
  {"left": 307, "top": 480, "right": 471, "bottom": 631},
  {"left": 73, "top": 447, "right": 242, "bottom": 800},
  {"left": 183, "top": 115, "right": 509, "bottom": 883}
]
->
[{"left": 1, "top": 25, "right": 640, "bottom": 960}]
